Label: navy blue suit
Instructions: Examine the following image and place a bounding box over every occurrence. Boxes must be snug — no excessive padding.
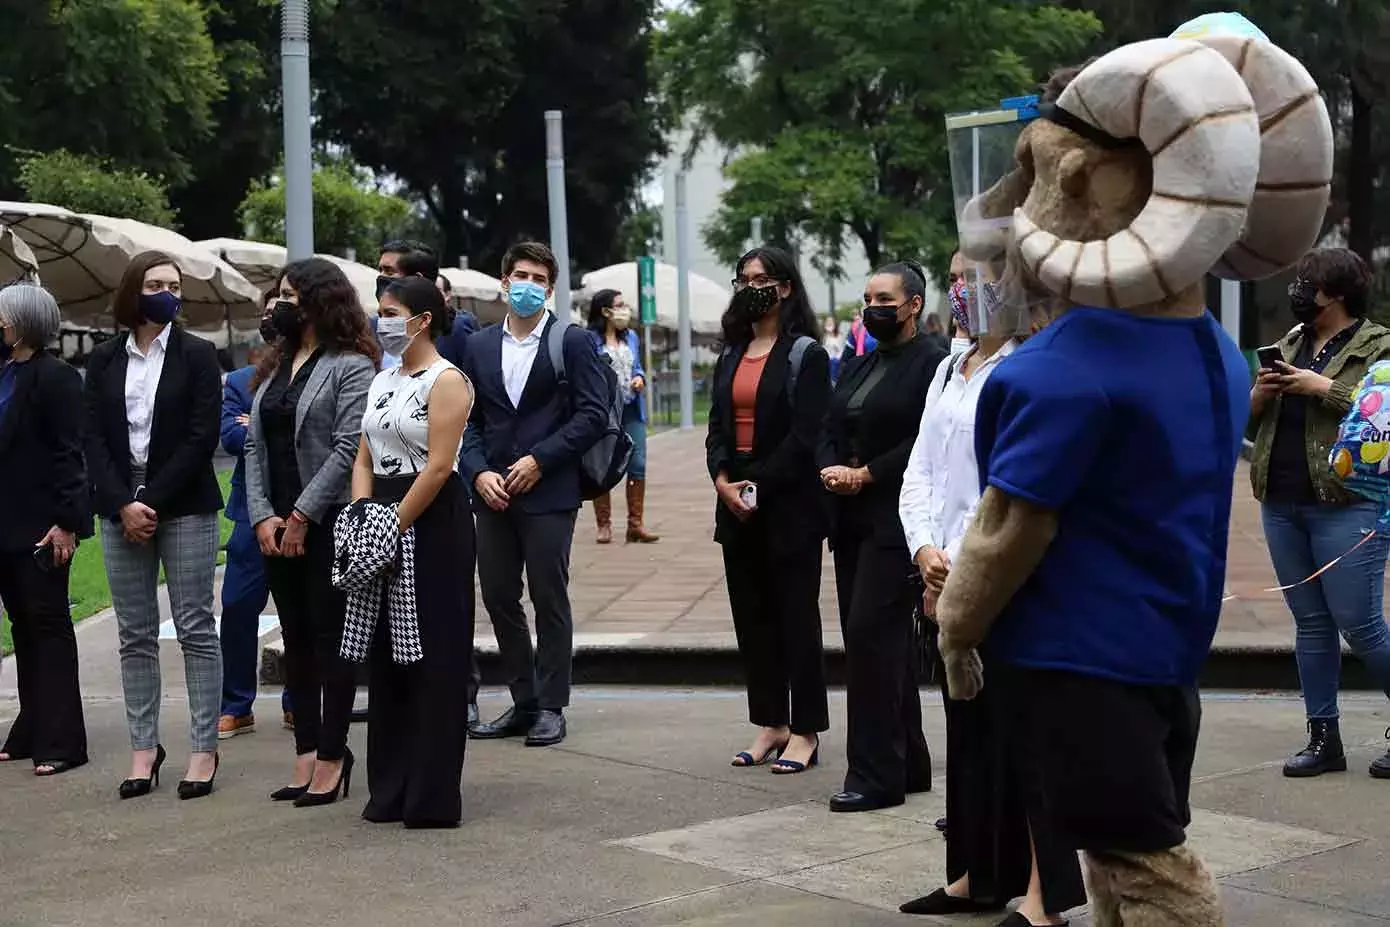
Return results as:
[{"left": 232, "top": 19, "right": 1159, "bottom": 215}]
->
[
  {"left": 436, "top": 311, "right": 478, "bottom": 368},
  {"left": 460, "top": 314, "right": 608, "bottom": 712},
  {"left": 218, "top": 366, "right": 282, "bottom": 719}
]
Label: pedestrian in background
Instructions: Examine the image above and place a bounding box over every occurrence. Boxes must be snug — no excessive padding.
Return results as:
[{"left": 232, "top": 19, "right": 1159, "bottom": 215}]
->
[
  {"left": 245, "top": 257, "right": 378, "bottom": 806},
  {"left": 586, "top": 288, "right": 658, "bottom": 545},
  {"left": 1248, "top": 247, "right": 1390, "bottom": 780},
  {"left": 85, "top": 251, "right": 225, "bottom": 800},
  {"left": 818, "top": 261, "right": 944, "bottom": 813},
  {"left": 707, "top": 245, "right": 830, "bottom": 776},
  {"left": 0, "top": 283, "right": 91, "bottom": 777}
]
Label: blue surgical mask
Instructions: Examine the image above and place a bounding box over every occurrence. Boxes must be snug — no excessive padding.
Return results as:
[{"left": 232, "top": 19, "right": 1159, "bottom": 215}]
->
[
  {"left": 508, "top": 280, "right": 547, "bottom": 318},
  {"left": 139, "top": 290, "right": 181, "bottom": 325}
]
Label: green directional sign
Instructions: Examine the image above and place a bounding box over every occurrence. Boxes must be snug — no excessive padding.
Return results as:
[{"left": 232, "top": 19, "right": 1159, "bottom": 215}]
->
[{"left": 637, "top": 255, "right": 657, "bottom": 326}]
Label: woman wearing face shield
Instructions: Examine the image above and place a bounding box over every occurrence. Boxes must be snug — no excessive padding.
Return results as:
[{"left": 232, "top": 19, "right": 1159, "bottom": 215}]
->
[
  {"left": 585, "top": 289, "right": 658, "bottom": 544},
  {"left": 896, "top": 270, "right": 1084, "bottom": 924},
  {"left": 816, "top": 260, "right": 947, "bottom": 812}
]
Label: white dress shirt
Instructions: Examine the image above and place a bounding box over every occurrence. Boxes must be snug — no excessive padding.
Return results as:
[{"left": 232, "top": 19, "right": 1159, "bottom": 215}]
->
[
  {"left": 898, "top": 338, "right": 1018, "bottom": 562},
  {"left": 124, "top": 324, "right": 173, "bottom": 466},
  {"left": 501, "top": 311, "right": 549, "bottom": 408}
]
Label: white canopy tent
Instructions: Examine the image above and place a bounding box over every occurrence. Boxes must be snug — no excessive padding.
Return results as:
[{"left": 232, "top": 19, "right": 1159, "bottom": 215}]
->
[
  {"left": 197, "top": 237, "right": 381, "bottom": 315},
  {"left": 578, "top": 261, "right": 729, "bottom": 335}
]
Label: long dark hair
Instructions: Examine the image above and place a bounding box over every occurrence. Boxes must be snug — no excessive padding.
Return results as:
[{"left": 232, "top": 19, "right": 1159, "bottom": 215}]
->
[
  {"left": 720, "top": 246, "right": 818, "bottom": 349},
  {"left": 253, "top": 257, "right": 381, "bottom": 388}
]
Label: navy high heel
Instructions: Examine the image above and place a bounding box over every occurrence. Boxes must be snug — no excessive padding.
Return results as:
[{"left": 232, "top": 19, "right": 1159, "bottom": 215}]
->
[{"left": 770, "top": 740, "right": 819, "bottom": 775}]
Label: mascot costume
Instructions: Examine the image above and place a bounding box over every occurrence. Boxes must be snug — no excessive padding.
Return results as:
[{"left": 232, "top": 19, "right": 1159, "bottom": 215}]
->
[{"left": 936, "top": 13, "right": 1333, "bottom": 926}]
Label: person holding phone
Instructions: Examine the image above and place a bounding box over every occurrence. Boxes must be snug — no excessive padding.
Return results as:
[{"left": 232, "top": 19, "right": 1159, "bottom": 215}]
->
[
  {"left": 1248, "top": 247, "right": 1390, "bottom": 780},
  {"left": 706, "top": 246, "right": 831, "bottom": 775},
  {"left": 0, "top": 284, "right": 91, "bottom": 777}
]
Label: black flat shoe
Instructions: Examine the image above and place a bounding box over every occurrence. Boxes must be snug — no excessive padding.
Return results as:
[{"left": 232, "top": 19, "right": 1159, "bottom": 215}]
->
[
  {"left": 34, "top": 758, "right": 86, "bottom": 777},
  {"left": 177, "top": 752, "right": 220, "bottom": 801},
  {"left": 294, "top": 748, "right": 354, "bottom": 808},
  {"left": 118, "top": 745, "right": 166, "bottom": 800},
  {"left": 829, "top": 791, "right": 903, "bottom": 813},
  {"left": 525, "top": 710, "right": 567, "bottom": 747},
  {"left": 469, "top": 706, "right": 538, "bottom": 740},
  {"left": 899, "top": 888, "right": 1002, "bottom": 916}
]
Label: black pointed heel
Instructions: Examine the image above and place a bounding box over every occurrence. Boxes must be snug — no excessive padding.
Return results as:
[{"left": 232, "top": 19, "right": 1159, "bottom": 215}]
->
[
  {"left": 118, "top": 745, "right": 166, "bottom": 800},
  {"left": 294, "top": 748, "right": 354, "bottom": 808},
  {"left": 177, "top": 752, "right": 220, "bottom": 801}
]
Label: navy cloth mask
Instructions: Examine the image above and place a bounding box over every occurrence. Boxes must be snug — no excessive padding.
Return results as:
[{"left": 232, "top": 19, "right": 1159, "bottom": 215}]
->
[
  {"left": 139, "top": 290, "right": 181, "bottom": 325},
  {"left": 509, "top": 280, "right": 547, "bottom": 317}
]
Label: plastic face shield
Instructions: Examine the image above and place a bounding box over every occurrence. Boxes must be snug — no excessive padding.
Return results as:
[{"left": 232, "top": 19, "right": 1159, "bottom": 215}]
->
[{"left": 946, "top": 98, "right": 1039, "bottom": 338}]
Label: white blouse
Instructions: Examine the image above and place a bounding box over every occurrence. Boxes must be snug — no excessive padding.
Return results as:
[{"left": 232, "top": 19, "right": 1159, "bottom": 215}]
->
[
  {"left": 898, "top": 339, "right": 1018, "bottom": 561},
  {"left": 363, "top": 359, "right": 465, "bottom": 478}
]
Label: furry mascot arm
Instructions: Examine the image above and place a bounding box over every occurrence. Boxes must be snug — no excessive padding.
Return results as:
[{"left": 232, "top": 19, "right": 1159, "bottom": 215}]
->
[{"left": 936, "top": 486, "right": 1058, "bottom": 699}]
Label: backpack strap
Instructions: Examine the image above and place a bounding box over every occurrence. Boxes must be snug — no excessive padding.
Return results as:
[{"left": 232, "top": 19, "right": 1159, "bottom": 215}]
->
[
  {"left": 547, "top": 318, "right": 568, "bottom": 387},
  {"left": 787, "top": 335, "right": 816, "bottom": 401}
]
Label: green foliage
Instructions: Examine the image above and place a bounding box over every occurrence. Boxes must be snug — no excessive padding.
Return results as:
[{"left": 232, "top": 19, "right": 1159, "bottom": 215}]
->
[
  {"left": 616, "top": 199, "right": 663, "bottom": 259},
  {"left": 238, "top": 159, "right": 412, "bottom": 261},
  {"left": 659, "top": 0, "right": 1100, "bottom": 280},
  {"left": 18, "top": 150, "right": 175, "bottom": 226}
]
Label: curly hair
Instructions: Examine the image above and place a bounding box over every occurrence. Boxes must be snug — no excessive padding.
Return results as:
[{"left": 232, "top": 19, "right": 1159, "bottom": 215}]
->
[{"left": 253, "top": 257, "right": 380, "bottom": 388}]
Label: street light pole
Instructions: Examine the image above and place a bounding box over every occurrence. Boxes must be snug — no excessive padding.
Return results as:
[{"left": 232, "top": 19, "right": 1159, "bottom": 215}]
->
[
  {"left": 281, "top": 0, "right": 314, "bottom": 260},
  {"left": 675, "top": 171, "right": 693, "bottom": 430},
  {"left": 545, "top": 111, "right": 573, "bottom": 324}
]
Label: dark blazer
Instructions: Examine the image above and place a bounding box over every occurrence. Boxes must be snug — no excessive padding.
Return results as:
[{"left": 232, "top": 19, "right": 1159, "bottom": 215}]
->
[
  {"left": 460, "top": 315, "right": 609, "bottom": 515},
  {"left": 220, "top": 365, "right": 255, "bottom": 524},
  {"left": 706, "top": 335, "right": 832, "bottom": 552},
  {"left": 84, "top": 326, "right": 223, "bottom": 520},
  {"left": 436, "top": 311, "right": 479, "bottom": 368},
  {"left": 817, "top": 334, "right": 947, "bottom": 550},
  {"left": 0, "top": 353, "right": 92, "bottom": 552}
]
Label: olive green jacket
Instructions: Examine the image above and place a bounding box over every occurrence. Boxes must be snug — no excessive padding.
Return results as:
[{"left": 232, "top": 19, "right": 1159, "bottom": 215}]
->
[{"left": 1250, "top": 319, "right": 1390, "bottom": 504}]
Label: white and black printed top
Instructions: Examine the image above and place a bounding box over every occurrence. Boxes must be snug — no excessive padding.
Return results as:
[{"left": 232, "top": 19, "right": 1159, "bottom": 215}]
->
[{"left": 363, "top": 358, "right": 466, "bottom": 477}]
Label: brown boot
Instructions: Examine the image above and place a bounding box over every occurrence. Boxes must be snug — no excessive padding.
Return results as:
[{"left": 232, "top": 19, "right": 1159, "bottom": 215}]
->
[
  {"left": 593, "top": 493, "right": 613, "bottom": 544},
  {"left": 625, "top": 479, "right": 660, "bottom": 543}
]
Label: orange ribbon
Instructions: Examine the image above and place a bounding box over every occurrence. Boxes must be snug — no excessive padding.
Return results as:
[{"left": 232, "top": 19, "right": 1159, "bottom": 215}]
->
[{"left": 1222, "top": 530, "right": 1379, "bottom": 602}]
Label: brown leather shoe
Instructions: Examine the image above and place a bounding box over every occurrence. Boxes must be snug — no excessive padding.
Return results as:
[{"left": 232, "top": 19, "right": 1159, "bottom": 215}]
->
[
  {"left": 625, "top": 479, "right": 659, "bottom": 543},
  {"left": 217, "top": 714, "right": 255, "bottom": 739},
  {"left": 593, "top": 493, "right": 613, "bottom": 544}
]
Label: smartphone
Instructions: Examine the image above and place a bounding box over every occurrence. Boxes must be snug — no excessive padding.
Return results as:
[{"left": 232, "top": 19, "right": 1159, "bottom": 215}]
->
[
  {"left": 32, "top": 543, "right": 55, "bottom": 572},
  {"left": 739, "top": 483, "right": 758, "bottom": 511},
  {"left": 1257, "top": 346, "right": 1284, "bottom": 371}
]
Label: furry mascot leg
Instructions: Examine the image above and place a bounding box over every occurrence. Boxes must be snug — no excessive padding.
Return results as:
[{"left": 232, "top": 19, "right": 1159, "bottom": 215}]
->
[{"left": 1085, "top": 847, "right": 1223, "bottom": 927}]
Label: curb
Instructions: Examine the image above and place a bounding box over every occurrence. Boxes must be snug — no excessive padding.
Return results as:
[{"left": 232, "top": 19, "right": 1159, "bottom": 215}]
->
[{"left": 260, "top": 640, "right": 1368, "bottom": 692}]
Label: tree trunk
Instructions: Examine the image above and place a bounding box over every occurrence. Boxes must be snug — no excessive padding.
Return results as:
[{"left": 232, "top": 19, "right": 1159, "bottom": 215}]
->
[
  {"left": 434, "top": 181, "right": 470, "bottom": 268},
  {"left": 1350, "top": 80, "right": 1374, "bottom": 262}
]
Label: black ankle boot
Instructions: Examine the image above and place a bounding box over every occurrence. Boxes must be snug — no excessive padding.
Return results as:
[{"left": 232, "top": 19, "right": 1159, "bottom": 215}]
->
[
  {"left": 1370, "top": 727, "right": 1390, "bottom": 780},
  {"left": 1283, "top": 719, "right": 1347, "bottom": 778}
]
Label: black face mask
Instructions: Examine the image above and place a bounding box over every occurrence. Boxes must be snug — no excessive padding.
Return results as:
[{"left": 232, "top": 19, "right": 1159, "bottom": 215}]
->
[
  {"left": 270, "top": 299, "right": 304, "bottom": 338},
  {"left": 731, "top": 284, "right": 779, "bottom": 321},
  {"left": 1289, "top": 281, "right": 1323, "bottom": 325},
  {"left": 258, "top": 316, "right": 279, "bottom": 343},
  {"left": 862, "top": 306, "right": 904, "bottom": 342}
]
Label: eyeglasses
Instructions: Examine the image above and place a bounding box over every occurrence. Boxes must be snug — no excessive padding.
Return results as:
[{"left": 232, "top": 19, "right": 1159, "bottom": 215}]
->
[{"left": 731, "top": 274, "right": 781, "bottom": 291}]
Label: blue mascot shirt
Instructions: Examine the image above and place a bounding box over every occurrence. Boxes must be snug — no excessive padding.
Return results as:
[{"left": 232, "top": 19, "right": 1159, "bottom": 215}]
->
[{"left": 975, "top": 307, "right": 1250, "bottom": 686}]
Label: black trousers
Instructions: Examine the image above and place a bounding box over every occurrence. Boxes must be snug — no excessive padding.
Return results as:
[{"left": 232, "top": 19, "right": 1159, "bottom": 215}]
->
[
  {"left": 366, "top": 475, "right": 474, "bottom": 826},
  {"left": 721, "top": 516, "right": 829, "bottom": 734},
  {"left": 1000, "top": 664, "right": 1201, "bottom": 854},
  {"left": 0, "top": 551, "right": 87, "bottom": 765},
  {"left": 939, "top": 653, "right": 1085, "bottom": 912},
  {"left": 264, "top": 512, "right": 355, "bottom": 761},
  {"left": 832, "top": 525, "right": 930, "bottom": 800},
  {"left": 475, "top": 506, "right": 577, "bottom": 712}
]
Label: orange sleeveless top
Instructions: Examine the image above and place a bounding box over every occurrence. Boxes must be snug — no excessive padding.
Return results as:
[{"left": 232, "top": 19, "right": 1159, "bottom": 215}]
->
[{"left": 732, "top": 352, "right": 770, "bottom": 453}]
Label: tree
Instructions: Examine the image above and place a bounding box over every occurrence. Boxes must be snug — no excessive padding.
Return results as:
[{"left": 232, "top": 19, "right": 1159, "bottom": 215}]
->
[
  {"left": 616, "top": 199, "right": 662, "bottom": 259},
  {"left": 17, "top": 150, "right": 175, "bottom": 226},
  {"left": 658, "top": 0, "right": 1101, "bottom": 281},
  {"left": 311, "top": 0, "right": 665, "bottom": 274},
  {"left": 238, "top": 159, "right": 412, "bottom": 260},
  {"left": 0, "top": 0, "right": 226, "bottom": 198}
]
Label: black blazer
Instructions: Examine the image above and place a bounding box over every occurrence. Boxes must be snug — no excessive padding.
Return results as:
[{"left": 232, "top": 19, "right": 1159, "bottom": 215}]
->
[
  {"left": 0, "top": 353, "right": 92, "bottom": 552},
  {"left": 706, "top": 335, "right": 831, "bottom": 551},
  {"left": 459, "top": 315, "right": 610, "bottom": 515},
  {"left": 817, "top": 335, "right": 947, "bottom": 549},
  {"left": 84, "top": 326, "right": 224, "bottom": 520}
]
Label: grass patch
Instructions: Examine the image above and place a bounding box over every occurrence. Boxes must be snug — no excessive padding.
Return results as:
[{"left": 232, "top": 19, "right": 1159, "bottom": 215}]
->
[{"left": 1, "top": 469, "right": 235, "bottom": 654}]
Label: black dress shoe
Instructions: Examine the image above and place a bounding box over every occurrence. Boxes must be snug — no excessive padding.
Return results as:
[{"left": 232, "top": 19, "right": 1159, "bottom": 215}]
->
[
  {"left": 935, "top": 816, "right": 948, "bottom": 834},
  {"left": 469, "top": 705, "right": 537, "bottom": 739},
  {"left": 524, "top": 710, "right": 567, "bottom": 747},
  {"left": 467, "top": 701, "right": 480, "bottom": 727},
  {"left": 899, "top": 888, "right": 1002, "bottom": 916},
  {"left": 829, "top": 791, "right": 903, "bottom": 813}
]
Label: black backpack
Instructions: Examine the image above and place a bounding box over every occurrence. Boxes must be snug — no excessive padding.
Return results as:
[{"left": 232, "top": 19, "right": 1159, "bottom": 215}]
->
[{"left": 547, "top": 321, "right": 633, "bottom": 500}]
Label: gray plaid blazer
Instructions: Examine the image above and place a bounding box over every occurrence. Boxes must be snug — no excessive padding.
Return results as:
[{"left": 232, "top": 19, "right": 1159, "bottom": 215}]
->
[{"left": 244, "top": 350, "right": 376, "bottom": 526}]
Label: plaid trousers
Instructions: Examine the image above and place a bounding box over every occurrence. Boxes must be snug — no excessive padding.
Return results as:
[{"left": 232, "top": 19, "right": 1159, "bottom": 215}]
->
[{"left": 102, "top": 512, "right": 222, "bottom": 753}]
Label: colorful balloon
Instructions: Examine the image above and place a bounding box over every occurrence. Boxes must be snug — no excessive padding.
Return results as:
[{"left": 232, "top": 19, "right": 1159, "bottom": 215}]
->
[{"left": 1331, "top": 361, "right": 1390, "bottom": 531}]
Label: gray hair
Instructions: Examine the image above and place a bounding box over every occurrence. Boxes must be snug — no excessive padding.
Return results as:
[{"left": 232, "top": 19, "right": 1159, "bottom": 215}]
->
[{"left": 0, "top": 284, "right": 61, "bottom": 349}]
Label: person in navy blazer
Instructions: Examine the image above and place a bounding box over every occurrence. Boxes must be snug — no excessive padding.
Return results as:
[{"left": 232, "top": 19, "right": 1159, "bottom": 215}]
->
[{"left": 461, "top": 241, "right": 607, "bottom": 748}]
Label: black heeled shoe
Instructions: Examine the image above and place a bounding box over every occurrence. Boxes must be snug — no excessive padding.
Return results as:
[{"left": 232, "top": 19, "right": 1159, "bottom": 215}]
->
[
  {"left": 118, "top": 745, "right": 166, "bottom": 800},
  {"left": 177, "top": 752, "right": 220, "bottom": 801},
  {"left": 270, "top": 783, "right": 310, "bottom": 802},
  {"left": 294, "top": 748, "right": 354, "bottom": 808}
]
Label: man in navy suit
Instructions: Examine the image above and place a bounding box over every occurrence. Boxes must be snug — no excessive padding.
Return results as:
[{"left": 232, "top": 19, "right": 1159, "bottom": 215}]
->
[{"left": 462, "top": 241, "right": 608, "bottom": 747}]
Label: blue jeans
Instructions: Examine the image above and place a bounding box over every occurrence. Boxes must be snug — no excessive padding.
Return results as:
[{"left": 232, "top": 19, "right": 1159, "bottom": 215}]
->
[
  {"left": 623, "top": 401, "right": 647, "bottom": 481},
  {"left": 218, "top": 520, "right": 287, "bottom": 718},
  {"left": 1261, "top": 501, "right": 1390, "bottom": 719}
]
